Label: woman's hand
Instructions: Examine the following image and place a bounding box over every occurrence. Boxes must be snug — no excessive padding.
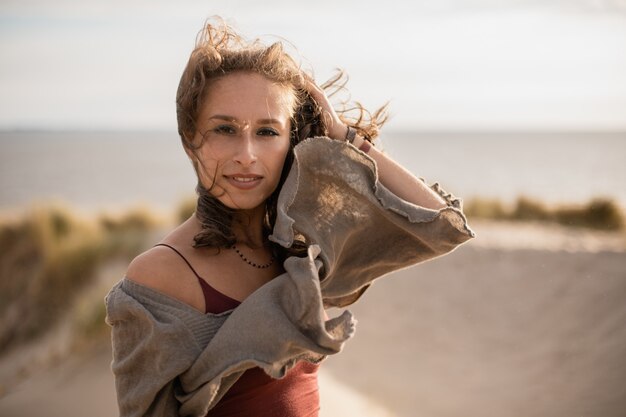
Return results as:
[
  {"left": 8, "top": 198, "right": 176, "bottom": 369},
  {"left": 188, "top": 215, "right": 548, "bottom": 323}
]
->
[
  {"left": 304, "top": 77, "right": 349, "bottom": 141},
  {"left": 304, "top": 75, "right": 447, "bottom": 210}
]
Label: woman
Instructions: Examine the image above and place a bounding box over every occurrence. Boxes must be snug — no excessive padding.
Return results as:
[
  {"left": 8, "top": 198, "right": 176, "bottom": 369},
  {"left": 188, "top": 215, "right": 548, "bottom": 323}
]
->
[{"left": 105, "top": 20, "right": 474, "bottom": 417}]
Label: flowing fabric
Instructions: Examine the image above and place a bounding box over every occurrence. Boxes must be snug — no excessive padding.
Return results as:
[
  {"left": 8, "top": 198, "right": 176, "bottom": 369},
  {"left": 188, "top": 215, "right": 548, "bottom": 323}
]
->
[{"left": 105, "top": 137, "right": 475, "bottom": 417}]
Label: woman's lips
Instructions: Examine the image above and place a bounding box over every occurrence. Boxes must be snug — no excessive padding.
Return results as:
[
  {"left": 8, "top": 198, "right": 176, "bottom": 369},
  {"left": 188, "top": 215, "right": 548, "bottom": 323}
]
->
[{"left": 224, "top": 174, "right": 263, "bottom": 190}]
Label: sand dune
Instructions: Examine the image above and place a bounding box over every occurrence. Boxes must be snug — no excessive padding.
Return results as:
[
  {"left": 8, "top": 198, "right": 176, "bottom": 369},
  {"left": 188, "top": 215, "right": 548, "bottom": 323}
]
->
[
  {"left": 322, "top": 221, "right": 626, "bottom": 416},
  {"left": 1, "top": 220, "right": 624, "bottom": 416}
]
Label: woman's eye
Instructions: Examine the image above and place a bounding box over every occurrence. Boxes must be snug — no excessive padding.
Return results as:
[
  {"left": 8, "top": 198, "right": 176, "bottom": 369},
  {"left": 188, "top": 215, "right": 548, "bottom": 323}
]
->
[
  {"left": 214, "top": 125, "right": 236, "bottom": 135},
  {"left": 257, "top": 128, "right": 279, "bottom": 137}
]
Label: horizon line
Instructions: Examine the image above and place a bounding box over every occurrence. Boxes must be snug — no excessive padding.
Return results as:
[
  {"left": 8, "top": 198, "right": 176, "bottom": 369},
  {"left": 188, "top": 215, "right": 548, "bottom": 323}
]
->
[{"left": 1, "top": 127, "right": 625, "bottom": 135}]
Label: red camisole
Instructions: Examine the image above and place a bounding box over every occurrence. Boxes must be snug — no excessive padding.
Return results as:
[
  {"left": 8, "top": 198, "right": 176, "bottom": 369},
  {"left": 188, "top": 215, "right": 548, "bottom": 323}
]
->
[{"left": 154, "top": 244, "right": 320, "bottom": 417}]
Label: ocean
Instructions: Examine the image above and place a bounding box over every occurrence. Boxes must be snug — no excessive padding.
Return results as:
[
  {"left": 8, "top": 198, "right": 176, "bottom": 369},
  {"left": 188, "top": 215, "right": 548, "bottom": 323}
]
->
[{"left": 1, "top": 130, "right": 625, "bottom": 212}]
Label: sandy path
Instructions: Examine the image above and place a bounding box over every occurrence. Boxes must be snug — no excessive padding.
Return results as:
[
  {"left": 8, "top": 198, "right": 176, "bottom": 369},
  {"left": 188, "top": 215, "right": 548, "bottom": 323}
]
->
[
  {"left": 0, "top": 346, "right": 116, "bottom": 417},
  {"left": 0, "top": 345, "right": 393, "bottom": 417},
  {"left": 322, "top": 234, "right": 626, "bottom": 416}
]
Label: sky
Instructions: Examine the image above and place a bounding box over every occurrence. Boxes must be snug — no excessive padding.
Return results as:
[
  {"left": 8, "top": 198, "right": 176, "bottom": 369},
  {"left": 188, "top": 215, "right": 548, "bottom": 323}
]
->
[{"left": 1, "top": 0, "right": 625, "bottom": 131}]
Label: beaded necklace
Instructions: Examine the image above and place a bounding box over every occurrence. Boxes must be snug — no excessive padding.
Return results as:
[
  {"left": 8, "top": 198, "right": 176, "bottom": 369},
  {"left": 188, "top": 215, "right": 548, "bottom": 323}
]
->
[{"left": 232, "top": 244, "right": 275, "bottom": 269}]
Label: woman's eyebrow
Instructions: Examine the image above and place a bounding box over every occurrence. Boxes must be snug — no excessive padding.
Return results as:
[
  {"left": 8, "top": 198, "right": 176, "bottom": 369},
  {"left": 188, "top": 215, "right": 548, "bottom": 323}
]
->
[
  {"left": 257, "top": 118, "right": 283, "bottom": 126},
  {"left": 207, "top": 115, "right": 237, "bottom": 123},
  {"left": 207, "top": 115, "right": 283, "bottom": 126}
]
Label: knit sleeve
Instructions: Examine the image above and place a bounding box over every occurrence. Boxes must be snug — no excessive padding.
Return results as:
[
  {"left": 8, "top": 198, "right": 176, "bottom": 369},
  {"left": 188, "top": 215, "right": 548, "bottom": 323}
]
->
[
  {"left": 270, "top": 137, "right": 475, "bottom": 308},
  {"left": 105, "top": 280, "right": 201, "bottom": 417}
]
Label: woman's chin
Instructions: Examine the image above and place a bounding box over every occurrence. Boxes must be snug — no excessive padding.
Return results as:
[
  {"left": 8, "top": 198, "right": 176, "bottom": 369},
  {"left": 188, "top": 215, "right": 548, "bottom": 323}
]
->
[
  {"left": 220, "top": 197, "right": 267, "bottom": 213},
  {"left": 213, "top": 185, "right": 278, "bottom": 212}
]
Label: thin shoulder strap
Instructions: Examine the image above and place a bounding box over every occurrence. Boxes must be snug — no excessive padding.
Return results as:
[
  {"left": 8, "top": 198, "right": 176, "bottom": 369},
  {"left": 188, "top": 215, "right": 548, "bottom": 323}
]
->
[{"left": 153, "top": 243, "right": 204, "bottom": 280}]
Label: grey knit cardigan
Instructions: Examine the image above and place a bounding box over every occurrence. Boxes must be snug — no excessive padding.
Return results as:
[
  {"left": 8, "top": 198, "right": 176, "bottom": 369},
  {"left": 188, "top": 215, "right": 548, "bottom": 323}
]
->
[{"left": 105, "top": 137, "right": 475, "bottom": 417}]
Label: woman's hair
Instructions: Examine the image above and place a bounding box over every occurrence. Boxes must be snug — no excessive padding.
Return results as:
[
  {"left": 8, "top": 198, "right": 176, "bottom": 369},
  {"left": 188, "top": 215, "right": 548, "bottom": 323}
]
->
[{"left": 176, "top": 18, "right": 387, "bottom": 257}]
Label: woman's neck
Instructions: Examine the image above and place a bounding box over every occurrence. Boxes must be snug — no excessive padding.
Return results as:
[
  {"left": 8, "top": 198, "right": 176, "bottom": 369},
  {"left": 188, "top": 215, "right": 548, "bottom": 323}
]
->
[{"left": 231, "top": 206, "right": 266, "bottom": 248}]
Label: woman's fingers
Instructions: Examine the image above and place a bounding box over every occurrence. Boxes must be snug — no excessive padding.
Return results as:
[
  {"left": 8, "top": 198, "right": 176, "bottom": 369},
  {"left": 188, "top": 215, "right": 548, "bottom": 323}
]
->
[
  {"left": 304, "top": 78, "right": 326, "bottom": 104},
  {"left": 304, "top": 78, "right": 347, "bottom": 140}
]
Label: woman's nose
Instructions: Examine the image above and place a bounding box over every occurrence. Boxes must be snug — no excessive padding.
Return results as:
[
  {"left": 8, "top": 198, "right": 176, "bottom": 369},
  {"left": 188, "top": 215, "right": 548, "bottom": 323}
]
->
[{"left": 233, "top": 133, "right": 257, "bottom": 166}]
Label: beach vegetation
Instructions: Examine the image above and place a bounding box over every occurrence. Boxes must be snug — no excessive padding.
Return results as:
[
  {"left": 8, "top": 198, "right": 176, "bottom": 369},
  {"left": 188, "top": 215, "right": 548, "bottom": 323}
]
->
[
  {"left": 461, "top": 197, "right": 508, "bottom": 220},
  {"left": 465, "top": 196, "right": 625, "bottom": 231},
  {"left": 552, "top": 198, "right": 624, "bottom": 230},
  {"left": 0, "top": 203, "right": 163, "bottom": 354}
]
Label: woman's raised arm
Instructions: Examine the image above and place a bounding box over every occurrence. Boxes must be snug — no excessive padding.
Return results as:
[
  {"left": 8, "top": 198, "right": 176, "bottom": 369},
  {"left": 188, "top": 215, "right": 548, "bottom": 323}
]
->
[{"left": 305, "top": 79, "right": 448, "bottom": 210}]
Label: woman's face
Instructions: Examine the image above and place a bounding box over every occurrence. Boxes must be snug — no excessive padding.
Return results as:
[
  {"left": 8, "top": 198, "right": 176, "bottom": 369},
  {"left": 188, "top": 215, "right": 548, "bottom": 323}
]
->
[{"left": 191, "top": 71, "right": 294, "bottom": 212}]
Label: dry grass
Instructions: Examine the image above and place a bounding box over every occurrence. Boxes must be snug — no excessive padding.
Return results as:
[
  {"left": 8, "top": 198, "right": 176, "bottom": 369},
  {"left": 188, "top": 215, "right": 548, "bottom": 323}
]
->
[
  {"left": 465, "top": 196, "right": 625, "bottom": 231},
  {"left": 0, "top": 203, "right": 165, "bottom": 354}
]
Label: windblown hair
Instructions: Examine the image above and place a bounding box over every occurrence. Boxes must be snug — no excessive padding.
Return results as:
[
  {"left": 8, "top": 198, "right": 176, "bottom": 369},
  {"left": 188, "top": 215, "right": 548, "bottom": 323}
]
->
[{"left": 176, "top": 18, "right": 388, "bottom": 256}]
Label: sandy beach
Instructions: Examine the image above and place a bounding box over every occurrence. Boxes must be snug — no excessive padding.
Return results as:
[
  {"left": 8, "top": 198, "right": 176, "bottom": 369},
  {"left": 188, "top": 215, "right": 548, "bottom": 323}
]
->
[
  {"left": 322, "top": 221, "right": 626, "bottom": 416},
  {"left": 1, "top": 219, "right": 624, "bottom": 416}
]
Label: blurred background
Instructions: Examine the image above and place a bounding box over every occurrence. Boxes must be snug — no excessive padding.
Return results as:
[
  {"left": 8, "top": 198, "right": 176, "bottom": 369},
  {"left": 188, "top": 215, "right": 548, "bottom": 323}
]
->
[{"left": 1, "top": 1, "right": 625, "bottom": 416}]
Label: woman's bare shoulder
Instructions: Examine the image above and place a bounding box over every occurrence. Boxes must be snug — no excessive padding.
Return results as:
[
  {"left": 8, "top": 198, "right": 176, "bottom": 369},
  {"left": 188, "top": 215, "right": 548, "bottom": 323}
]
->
[
  {"left": 125, "top": 245, "right": 205, "bottom": 312},
  {"left": 126, "top": 245, "right": 181, "bottom": 288}
]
